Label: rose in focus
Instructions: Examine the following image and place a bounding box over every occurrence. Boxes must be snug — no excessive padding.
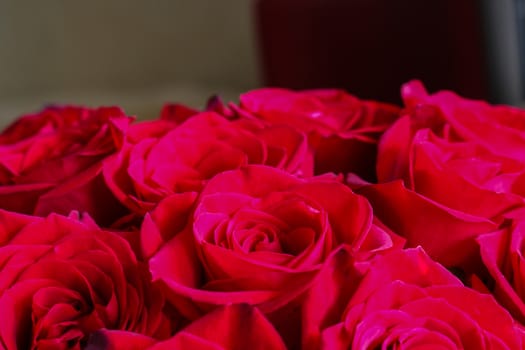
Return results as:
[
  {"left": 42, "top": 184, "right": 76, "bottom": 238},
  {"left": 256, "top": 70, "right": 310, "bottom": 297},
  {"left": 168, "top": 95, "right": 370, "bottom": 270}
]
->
[
  {"left": 303, "top": 247, "right": 524, "bottom": 349},
  {"left": 143, "top": 165, "right": 402, "bottom": 346},
  {"left": 0, "top": 81, "right": 523, "bottom": 349}
]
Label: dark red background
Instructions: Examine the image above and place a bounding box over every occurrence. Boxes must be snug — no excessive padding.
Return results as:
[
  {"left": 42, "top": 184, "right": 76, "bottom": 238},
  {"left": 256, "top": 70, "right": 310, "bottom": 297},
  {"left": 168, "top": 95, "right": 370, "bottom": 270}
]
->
[{"left": 255, "top": 0, "right": 488, "bottom": 104}]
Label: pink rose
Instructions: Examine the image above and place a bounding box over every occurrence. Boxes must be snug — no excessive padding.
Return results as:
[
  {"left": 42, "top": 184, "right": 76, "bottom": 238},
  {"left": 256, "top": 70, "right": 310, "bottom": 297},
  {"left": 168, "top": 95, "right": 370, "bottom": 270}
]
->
[
  {"left": 0, "top": 210, "right": 171, "bottom": 348},
  {"left": 0, "top": 106, "right": 132, "bottom": 226},
  {"left": 104, "top": 111, "right": 312, "bottom": 215},
  {"left": 143, "top": 165, "right": 402, "bottom": 347},
  {"left": 303, "top": 247, "right": 524, "bottom": 349},
  {"left": 234, "top": 88, "right": 400, "bottom": 180}
]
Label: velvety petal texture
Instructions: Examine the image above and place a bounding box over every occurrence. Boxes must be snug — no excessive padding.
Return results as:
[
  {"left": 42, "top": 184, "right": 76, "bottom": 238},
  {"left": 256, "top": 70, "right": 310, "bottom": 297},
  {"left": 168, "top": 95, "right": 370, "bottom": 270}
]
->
[
  {"left": 377, "top": 81, "right": 525, "bottom": 222},
  {"left": 150, "top": 304, "right": 286, "bottom": 350},
  {"left": 104, "top": 112, "right": 312, "bottom": 215},
  {"left": 144, "top": 165, "right": 401, "bottom": 346},
  {"left": 3, "top": 82, "right": 525, "bottom": 349},
  {"left": 303, "top": 247, "right": 523, "bottom": 350},
  {"left": 351, "top": 179, "right": 496, "bottom": 271},
  {"left": 371, "top": 81, "right": 525, "bottom": 274},
  {"left": 477, "top": 219, "right": 525, "bottom": 324},
  {"left": 234, "top": 88, "right": 400, "bottom": 180},
  {"left": 0, "top": 210, "right": 170, "bottom": 349},
  {"left": 88, "top": 304, "right": 286, "bottom": 350},
  {"left": 0, "top": 106, "right": 132, "bottom": 226}
]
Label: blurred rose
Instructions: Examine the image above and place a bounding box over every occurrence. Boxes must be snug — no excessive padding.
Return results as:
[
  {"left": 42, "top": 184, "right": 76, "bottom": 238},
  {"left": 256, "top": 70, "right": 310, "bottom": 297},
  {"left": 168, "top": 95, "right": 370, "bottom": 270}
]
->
[
  {"left": 104, "top": 111, "right": 313, "bottom": 215},
  {"left": 0, "top": 210, "right": 171, "bottom": 349},
  {"left": 88, "top": 304, "right": 286, "bottom": 350},
  {"left": 377, "top": 80, "right": 525, "bottom": 221},
  {"left": 0, "top": 106, "right": 132, "bottom": 226},
  {"left": 233, "top": 88, "right": 400, "bottom": 180},
  {"left": 143, "top": 165, "right": 402, "bottom": 347},
  {"left": 303, "top": 247, "right": 524, "bottom": 349},
  {"left": 158, "top": 103, "right": 199, "bottom": 124}
]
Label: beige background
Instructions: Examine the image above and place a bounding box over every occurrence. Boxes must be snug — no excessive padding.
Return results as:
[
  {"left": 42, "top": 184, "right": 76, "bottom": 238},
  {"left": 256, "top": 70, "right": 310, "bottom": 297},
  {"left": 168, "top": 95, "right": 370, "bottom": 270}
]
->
[{"left": 0, "top": 1, "right": 259, "bottom": 126}]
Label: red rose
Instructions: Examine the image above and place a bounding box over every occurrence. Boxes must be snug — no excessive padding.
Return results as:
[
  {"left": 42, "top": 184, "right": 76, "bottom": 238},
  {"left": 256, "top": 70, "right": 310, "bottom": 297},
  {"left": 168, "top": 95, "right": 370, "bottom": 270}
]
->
[
  {"left": 234, "top": 88, "right": 400, "bottom": 180},
  {"left": 89, "top": 304, "right": 286, "bottom": 350},
  {"left": 362, "top": 81, "right": 525, "bottom": 272},
  {"left": 350, "top": 179, "right": 497, "bottom": 271},
  {"left": 0, "top": 210, "right": 171, "bottom": 348},
  {"left": 158, "top": 103, "right": 200, "bottom": 125},
  {"left": 477, "top": 218, "right": 525, "bottom": 324},
  {"left": 377, "top": 81, "right": 525, "bottom": 222},
  {"left": 0, "top": 106, "right": 132, "bottom": 226},
  {"left": 303, "top": 247, "right": 524, "bottom": 349},
  {"left": 104, "top": 111, "right": 313, "bottom": 215},
  {"left": 159, "top": 95, "right": 236, "bottom": 125},
  {"left": 143, "top": 165, "right": 402, "bottom": 347}
]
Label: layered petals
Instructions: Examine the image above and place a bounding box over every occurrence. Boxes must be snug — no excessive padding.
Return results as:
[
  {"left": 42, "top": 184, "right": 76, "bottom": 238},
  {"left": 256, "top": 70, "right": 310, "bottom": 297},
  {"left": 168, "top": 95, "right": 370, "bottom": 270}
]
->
[
  {"left": 144, "top": 165, "right": 401, "bottom": 346},
  {"left": 303, "top": 247, "right": 523, "bottom": 350},
  {"left": 0, "top": 210, "right": 171, "bottom": 348}
]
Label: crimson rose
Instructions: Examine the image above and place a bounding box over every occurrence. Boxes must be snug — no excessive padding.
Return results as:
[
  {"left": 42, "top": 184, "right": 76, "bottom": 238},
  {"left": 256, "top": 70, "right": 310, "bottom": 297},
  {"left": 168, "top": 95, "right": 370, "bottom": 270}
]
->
[
  {"left": 303, "top": 247, "right": 524, "bottom": 349},
  {"left": 88, "top": 304, "right": 286, "bottom": 350},
  {"left": 0, "top": 210, "right": 170, "bottom": 349},
  {"left": 233, "top": 88, "right": 400, "bottom": 180},
  {"left": 0, "top": 106, "right": 131, "bottom": 226},
  {"left": 477, "top": 218, "right": 525, "bottom": 324},
  {"left": 104, "top": 111, "right": 312, "bottom": 215},
  {"left": 377, "top": 80, "right": 525, "bottom": 222},
  {"left": 355, "top": 81, "right": 525, "bottom": 272},
  {"left": 143, "top": 165, "right": 402, "bottom": 346}
]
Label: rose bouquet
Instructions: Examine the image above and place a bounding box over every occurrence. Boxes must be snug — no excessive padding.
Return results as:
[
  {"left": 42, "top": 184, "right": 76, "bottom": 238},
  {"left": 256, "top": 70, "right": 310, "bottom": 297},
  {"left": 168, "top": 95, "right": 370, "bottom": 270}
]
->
[{"left": 0, "top": 82, "right": 524, "bottom": 349}]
